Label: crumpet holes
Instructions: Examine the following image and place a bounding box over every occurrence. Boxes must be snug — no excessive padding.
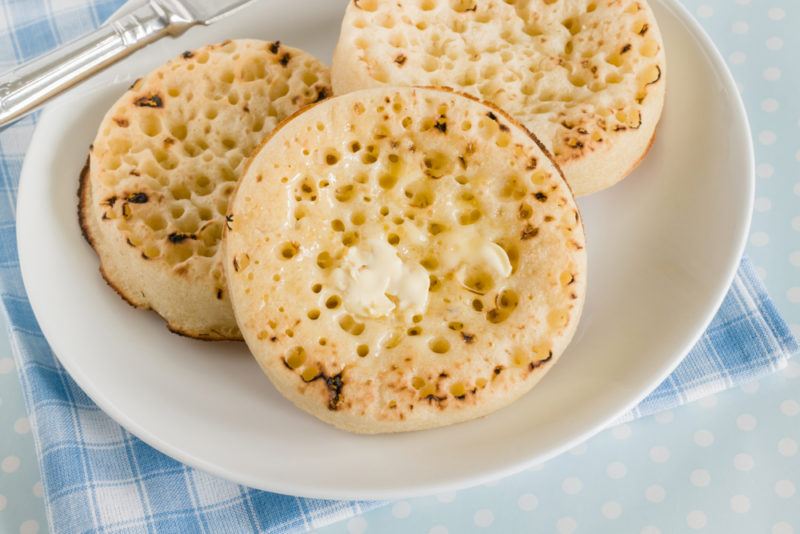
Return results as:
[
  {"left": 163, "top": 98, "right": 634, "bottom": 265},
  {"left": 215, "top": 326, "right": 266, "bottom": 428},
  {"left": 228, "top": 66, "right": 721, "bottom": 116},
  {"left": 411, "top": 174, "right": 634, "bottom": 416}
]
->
[
  {"left": 641, "top": 39, "right": 659, "bottom": 57},
  {"left": 279, "top": 242, "right": 299, "bottom": 259},
  {"left": 458, "top": 209, "right": 482, "bottom": 225},
  {"left": 350, "top": 211, "right": 366, "bottom": 225},
  {"left": 449, "top": 382, "right": 466, "bottom": 398},
  {"left": 547, "top": 309, "right": 569, "bottom": 329},
  {"left": 379, "top": 173, "right": 399, "bottom": 189},
  {"left": 450, "top": 0, "right": 476, "bottom": 12},
  {"left": 316, "top": 251, "right": 334, "bottom": 269},
  {"left": 384, "top": 331, "right": 403, "bottom": 349},
  {"left": 487, "top": 289, "right": 519, "bottom": 324},
  {"left": 301, "top": 363, "right": 320, "bottom": 382},
  {"left": 325, "top": 295, "right": 341, "bottom": 309},
  {"left": 462, "top": 268, "right": 495, "bottom": 295},
  {"left": 145, "top": 215, "right": 166, "bottom": 231},
  {"left": 335, "top": 184, "right": 356, "bottom": 202},
  {"left": 428, "top": 337, "right": 450, "bottom": 354},
  {"left": 286, "top": 347, "right": 307, "bottom": 368},
  {"left": 342, "top": 231, "right": 359, "bottom": 247},
  {"left": 339, "top": 314, "right": 365, "bottom": 335},
  {"left": 139, "top": 114, "right": 162, "bottom": 137},
  {"left": 324, "top": 149, "right": 340, "bottom": 165},
  {"left": 512, "top": 349, "right": 529, "bottom": 367},
  {"left": 170, "top": 184, "right": 190, "bottom": 200},
  {"left": 427, "top": 221, "right": 446, "bottom": 235},
  {"left": 429, "top": 274, "right": 441, "bottom": 291},
  {"left": 356, "top": 0, "right": 378, "bottom": 11}
]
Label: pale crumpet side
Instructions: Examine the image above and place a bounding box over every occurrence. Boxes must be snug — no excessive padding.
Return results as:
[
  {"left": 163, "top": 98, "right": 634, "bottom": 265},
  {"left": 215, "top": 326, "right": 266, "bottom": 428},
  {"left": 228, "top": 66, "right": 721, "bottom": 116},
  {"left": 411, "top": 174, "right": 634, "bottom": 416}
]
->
[
  {"left": 225, "top": 87, "right": 586, "bottom": 433},
  {"left": 332, "top": 0, "right": 666, "bottom": 196},
  {"left": 79, "top": 39, "right": 331, "bottom": 340}
]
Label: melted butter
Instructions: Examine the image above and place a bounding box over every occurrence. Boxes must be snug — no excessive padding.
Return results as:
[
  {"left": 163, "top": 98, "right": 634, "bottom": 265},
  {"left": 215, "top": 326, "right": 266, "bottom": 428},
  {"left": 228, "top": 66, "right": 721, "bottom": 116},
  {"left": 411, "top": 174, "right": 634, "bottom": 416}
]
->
[
  {"left": 333, "top": 238, "right": 429, "bottom": 319},
  {"left": 402, "top": 221, "right": 429, "bottom": 245},
  {"left": 479, "top": 242, "right": 512, "bottom": 277},
  {"left": 439, "top": 230, "right": 513, "bottom": 286}
]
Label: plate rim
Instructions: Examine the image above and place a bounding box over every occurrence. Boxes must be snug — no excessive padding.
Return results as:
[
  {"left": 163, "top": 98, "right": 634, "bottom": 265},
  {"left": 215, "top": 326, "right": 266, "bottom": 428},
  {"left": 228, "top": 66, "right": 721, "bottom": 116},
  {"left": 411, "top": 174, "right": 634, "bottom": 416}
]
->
[{"left": 15, "top": 0, "right": 754, "bottom": 500}]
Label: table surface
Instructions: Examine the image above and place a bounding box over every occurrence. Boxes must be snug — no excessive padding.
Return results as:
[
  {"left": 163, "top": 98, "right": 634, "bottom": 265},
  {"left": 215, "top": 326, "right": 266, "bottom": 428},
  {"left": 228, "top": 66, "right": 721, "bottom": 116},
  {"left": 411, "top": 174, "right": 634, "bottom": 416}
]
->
[{"left": 1, "top": 0, "right": 798, "bottom": 533}]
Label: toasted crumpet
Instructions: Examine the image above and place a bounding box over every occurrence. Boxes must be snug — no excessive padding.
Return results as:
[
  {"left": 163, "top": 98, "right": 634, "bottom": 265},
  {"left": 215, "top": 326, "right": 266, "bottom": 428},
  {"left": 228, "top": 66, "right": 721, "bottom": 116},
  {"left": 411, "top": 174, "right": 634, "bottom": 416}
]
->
[
  {"left": 79, "top": 39, "right": 331, "bottom": 339},
  {"left": 332, "top": 0, "right": 666, "bottom": 196},
  {"left": 225, "top": 87, "right": 586, "bottom": 433}
]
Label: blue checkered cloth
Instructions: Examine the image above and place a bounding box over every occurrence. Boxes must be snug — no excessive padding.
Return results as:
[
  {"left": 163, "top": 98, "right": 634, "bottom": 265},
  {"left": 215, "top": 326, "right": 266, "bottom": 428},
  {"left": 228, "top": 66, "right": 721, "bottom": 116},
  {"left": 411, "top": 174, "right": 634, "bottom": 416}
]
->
[{"left": 0, "top": 1, "right": 797, "bottom": 533}]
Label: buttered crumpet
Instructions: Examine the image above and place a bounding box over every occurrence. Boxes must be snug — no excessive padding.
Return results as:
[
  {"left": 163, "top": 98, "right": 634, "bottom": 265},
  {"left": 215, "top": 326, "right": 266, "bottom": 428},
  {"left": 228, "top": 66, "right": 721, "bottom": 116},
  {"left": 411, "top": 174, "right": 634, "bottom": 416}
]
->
[
  {"left": 332, "top": 0, "right": 666, "bottom": 196},
  {"left": 79, "top": 39, "right": 331, "bottom": 340},
  {"left": 225, "top": 87, "right": 586, "bottom": 433}
]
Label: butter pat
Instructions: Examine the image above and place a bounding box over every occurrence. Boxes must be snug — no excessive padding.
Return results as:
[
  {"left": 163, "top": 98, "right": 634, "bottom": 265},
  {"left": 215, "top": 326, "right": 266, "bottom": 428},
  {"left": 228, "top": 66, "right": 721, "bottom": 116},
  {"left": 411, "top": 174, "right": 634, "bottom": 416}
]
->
[
  {"left": 479, "top": 242, "right": 512, "bottom": 278},
  {"left": 439, "top": 231, "right": 513, "bottom": 280},
  {"left": 333, "top": 238, "right": 429, "bottom": 319}
]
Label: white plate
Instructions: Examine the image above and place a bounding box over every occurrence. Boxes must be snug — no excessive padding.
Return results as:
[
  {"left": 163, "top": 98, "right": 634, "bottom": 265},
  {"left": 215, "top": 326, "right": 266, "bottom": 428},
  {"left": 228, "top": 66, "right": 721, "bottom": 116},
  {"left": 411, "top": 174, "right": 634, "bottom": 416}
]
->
[{"left": 17, "top": 0, "right": 752, "bottom": 499}]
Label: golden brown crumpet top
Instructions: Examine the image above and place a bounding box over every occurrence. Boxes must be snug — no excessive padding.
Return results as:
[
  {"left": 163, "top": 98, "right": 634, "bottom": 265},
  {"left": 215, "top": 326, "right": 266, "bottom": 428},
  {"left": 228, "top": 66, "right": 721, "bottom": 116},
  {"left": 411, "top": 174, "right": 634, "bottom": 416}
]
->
[
  {"left": 80, "top": 39, "right": 331, "bottom": 340},
  {"left": 225, "top": 87, "right": 587, "bottom": 433},
  {"left": 332, "top": 0, "right": 666, "bottom": 196}
]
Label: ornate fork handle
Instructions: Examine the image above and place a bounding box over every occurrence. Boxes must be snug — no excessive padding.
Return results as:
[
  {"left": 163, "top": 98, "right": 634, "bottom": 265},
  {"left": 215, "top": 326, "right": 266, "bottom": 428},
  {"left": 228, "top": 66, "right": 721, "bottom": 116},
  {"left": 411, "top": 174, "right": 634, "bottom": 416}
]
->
[{"left": 0, "top": 0, "right": 198, "bottom": 128}]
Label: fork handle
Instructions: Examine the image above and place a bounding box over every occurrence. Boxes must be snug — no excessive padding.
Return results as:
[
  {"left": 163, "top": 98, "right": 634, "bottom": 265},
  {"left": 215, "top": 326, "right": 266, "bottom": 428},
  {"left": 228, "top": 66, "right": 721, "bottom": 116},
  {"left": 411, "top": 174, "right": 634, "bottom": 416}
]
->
[{"left": 0, "top": 0, "right": 198, "bottom": 128}]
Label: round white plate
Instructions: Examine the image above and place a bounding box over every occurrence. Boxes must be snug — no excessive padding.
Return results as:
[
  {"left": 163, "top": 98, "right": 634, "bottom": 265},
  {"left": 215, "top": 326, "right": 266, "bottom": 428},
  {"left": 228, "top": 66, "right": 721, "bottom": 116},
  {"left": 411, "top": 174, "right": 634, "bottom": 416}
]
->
[{"left": 17, "top": 0, "right": 752, "bottom": 499}]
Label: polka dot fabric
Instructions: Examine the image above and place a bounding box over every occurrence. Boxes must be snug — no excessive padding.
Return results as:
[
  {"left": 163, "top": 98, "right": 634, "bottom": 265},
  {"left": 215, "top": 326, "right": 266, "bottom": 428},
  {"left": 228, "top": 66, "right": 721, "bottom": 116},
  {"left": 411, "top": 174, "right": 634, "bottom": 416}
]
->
[
  {"left": 0, "top": 329, "right": 44, "bottom": 533},
  {"left": 1, "top": 0, "right": 799, "bottom": 533},
  {"left": 318, "top": 366, "right": 800, "bottom": 534}
]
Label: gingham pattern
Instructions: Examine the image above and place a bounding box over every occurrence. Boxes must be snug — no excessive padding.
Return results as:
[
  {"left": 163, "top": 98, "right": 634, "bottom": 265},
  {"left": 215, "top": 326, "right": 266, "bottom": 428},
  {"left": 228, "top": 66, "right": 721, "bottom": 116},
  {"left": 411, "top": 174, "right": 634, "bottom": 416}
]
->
[
  {"left": 0, "top": 1, "right": 796, "bottom": 533},
  {"left": 621, "top": 257, "right": 797, "bottom": 422}
]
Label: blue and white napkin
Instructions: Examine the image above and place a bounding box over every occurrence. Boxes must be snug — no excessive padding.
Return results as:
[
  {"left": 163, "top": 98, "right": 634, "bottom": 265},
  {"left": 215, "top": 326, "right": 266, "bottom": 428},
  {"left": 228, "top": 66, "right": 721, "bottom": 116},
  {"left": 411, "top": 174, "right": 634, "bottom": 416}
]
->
[{"left": 0, "top": 1, "right": 796, "bottom": 533}]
